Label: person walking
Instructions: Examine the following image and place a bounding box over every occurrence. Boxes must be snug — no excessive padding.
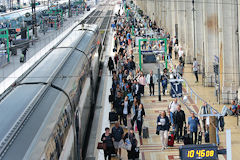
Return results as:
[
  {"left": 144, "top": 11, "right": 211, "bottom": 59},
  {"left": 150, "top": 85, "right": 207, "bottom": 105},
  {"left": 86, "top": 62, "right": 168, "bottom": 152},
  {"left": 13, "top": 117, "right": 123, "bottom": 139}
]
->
[
  {"left": 138, "top": 72, "right": 146, "bottom": 96},
  {"left": 192, "top": 58, "right": 199, "bottom": 83},
  {"left": 168, "top": 98, "right": 179, "bottom": 128},
  {"left": 124, "top": 128, "right": 138, "bottom": 160},
  {"left": 176, "top": 61, "right": 184, "bottom": 77},
  {"left": 146, "top": 70, "right": 157, "bottom": 96},
  {"left": 173, "top": 105, "right": 185, "bottom": 143},
  {"left": 112, "top": 122, "right": 124, "bottom": 159},
  {"left": 188, "top": 112, "right": 201, "bottom": 144},
  {"left": 101, "top": 127, "right": 114, "bottom": 160},
  {"left": 108, "top": 57, "right": 114, "bottom": 75},
  {"left": 133, "top": 103, "right": 145, "bottom": 137},
  {"left": 156, "top": 111, "right": 170, "bottom": 151},
  {"left": 122, "top": 96, "right": 131, "bottom": 128},
  {"left": 162, "top": 68, "right": 168, "bottom": 95},
  {"left": 198, "top": 102, "right": 210, "bottom": 133}
]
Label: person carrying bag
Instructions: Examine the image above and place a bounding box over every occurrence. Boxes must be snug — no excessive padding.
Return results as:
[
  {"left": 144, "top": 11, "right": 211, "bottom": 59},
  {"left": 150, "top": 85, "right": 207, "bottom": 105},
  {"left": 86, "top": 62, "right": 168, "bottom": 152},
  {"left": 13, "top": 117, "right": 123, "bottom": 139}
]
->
[
  {"left": 100, "top": 127, "right": 115, "bottom": 160},
  {"left": 124, "top": 128, "right": 138, "bottom": 160},
  {"left": 156, "top": 111, "right": 170, "bottom": 151}
]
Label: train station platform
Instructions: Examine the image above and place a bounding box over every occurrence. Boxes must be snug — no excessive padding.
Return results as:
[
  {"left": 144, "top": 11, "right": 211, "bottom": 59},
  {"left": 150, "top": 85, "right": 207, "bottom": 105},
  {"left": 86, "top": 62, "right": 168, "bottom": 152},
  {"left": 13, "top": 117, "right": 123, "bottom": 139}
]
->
[
  {"left": 88, "top": 1, "right": 239, "bottom": 160},
  {"left": 0, "top": 7, "right": 96, "bottom": 94}
]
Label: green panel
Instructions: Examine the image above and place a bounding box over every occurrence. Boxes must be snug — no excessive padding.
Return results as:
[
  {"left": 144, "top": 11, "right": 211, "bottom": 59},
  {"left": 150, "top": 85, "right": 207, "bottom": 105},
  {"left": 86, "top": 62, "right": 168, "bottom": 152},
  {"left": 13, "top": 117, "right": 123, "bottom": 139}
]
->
[{"left": 138, "top": 38, "right": 168, "bottom": 70}]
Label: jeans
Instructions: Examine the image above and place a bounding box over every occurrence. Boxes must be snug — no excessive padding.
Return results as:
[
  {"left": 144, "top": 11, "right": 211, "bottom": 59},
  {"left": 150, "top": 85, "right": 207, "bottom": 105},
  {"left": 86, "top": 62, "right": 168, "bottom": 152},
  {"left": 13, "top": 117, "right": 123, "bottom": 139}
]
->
[
  {"left": 202, "top": 119, "right": 207, "bottom": 132},
  {"left": 190, "top": 131, "right": 198, "bottom": 144},
  {"left": 175, "top": 124, "right": 183, "bottom": 142},
  {"left": 162, "top": 85, "right": 167, "bottom": 95},
  {"left": 221, "top": 105, "right": 233, "bottom": 116},
  {"left": 194, "top": 71, "right": 198, "bottom": 82},
  {"left": 123, "top": 114, "right": 128, "bottom": 127},
  {"left": 170, "top": 112, "right": 175, "bottom": 130},
  {"left": 139, "top": 84, "right": 144, "bottom": 95},
  {"left": 160, "top": 130, "right": 168, "bottom": 148},
  {"left": 137, "top": 120, "right": 143, "bottom": 136},
  {"left": 149, "top": 83, "right": 154, "bottom": 95}
]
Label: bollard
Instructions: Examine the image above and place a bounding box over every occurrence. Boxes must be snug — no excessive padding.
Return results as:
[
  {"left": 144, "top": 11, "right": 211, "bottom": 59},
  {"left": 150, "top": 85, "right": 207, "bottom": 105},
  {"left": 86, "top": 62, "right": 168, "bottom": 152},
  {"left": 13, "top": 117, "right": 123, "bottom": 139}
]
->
[{"left": 209, "top": 116, "right": 217, "bottom": 144}]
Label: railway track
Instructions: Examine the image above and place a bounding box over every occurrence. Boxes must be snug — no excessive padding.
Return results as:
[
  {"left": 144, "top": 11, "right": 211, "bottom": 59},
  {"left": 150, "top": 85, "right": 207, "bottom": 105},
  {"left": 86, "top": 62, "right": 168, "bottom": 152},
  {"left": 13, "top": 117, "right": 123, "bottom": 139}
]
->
[{"left": 0, "top": 2, "right": 114, "bottom": 159}]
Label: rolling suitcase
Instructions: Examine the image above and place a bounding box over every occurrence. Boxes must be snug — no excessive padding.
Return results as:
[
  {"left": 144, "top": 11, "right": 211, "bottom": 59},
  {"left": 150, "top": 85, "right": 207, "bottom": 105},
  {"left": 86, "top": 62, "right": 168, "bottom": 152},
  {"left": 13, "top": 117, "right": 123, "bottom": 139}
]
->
[
  {"left": 183, "top": 133, "right": 193, "bottom": 145},
  {"left": 109, "top": 112, "right": 118, "bottom": 123},
  {"left": 134, "top": 147, "right": 140, "bottom": 158},
  {"left": 143, "top": 127, "right": 149, "bottom": 138},
  {"left": 168, "top": 132, "right": 174, "bottom": 147}
]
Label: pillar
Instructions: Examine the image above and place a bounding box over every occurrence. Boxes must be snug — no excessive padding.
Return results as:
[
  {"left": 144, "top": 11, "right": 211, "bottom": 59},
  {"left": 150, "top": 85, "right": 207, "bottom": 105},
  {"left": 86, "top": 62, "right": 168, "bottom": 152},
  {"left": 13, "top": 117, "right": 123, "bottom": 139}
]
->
[
  {"left": 218, "top": 0, "right": 239, "bottom": 103},
  {"left": 195, "top": 0, "right": 204, "bottom": 71},
  {"left": 171, "top": 0, "right": 178, "bottom": 37},
  {"left": 165, "top": 0, "right": 172, "bottom": 34},
  {"left": 177, "top": 1, "right": 186, "bottom": 49},
  {"left": 202, "top": 0, "right": 219, "bottom": 86},
  {"left": 184, "top": 0, "right": 194, "bottom": 63}
]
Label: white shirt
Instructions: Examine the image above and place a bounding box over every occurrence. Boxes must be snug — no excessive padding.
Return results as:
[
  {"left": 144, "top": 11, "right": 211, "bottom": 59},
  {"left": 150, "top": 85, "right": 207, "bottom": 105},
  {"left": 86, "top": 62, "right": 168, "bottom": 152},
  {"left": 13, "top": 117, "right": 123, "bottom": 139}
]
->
[
  {"left": 159, "top": 118, "right": 166, "bottom": 126},
  {"left": 169, "top": 101, "right": 178, "bottom": 113},
  {"left": 193, "top": 61, "right": 198, "bottom": 72},
  {"left": 178, "top": 50, "right": 184, "bottom": 58},
  {"left": 123, "top": 101, "right": 128, "bottom": 114}
]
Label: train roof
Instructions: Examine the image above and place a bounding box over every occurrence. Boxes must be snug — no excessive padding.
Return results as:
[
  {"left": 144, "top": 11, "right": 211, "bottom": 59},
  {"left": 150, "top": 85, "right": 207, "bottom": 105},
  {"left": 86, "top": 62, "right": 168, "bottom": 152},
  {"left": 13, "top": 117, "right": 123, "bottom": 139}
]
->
[{"left": 0, "top": 24, "right": 99, "bottom": 160}]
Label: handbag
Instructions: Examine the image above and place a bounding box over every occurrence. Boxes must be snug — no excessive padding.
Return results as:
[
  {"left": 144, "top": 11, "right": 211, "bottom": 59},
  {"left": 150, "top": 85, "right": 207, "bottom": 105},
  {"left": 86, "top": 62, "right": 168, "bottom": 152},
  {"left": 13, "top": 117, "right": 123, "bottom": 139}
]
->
[
  {"left": 97, "top": 142, "right": 107, "bottom": 150},
  {"left": 125, "top": 138, "right": 132, "bottom": 151}
]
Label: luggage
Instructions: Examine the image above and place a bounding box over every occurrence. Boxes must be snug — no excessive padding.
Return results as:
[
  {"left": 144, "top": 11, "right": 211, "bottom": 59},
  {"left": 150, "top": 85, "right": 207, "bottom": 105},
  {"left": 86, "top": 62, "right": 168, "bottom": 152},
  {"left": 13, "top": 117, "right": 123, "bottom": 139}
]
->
[
  {"left": 183, "top": 133, "right": 193, "bottom": 145},
  {"left": 20, "top": 55, "right": 25, "bottom": 63},
  {"left": 113, "top": 48, "right": 117, "bottom": 52},
  {"left": 205, "top": 131, "right": 209, "bottom": 143},
  {"left": 143, "top": 127, "right": 149, "bottom": 138},
  {"left": 168, "top": 132, "right": 174, "bottom": 147},
  {"left": 109, "top": 95, "right": 114, "bottom": 103},
  {"left": 198, "top": 132, "right": 202, "bottom": 145},
  {"left": 109, "top": 112, "right": 118, "bottom": 123},
  {"left": 134, "top": 147, "right": 140, "bottom": 158}
]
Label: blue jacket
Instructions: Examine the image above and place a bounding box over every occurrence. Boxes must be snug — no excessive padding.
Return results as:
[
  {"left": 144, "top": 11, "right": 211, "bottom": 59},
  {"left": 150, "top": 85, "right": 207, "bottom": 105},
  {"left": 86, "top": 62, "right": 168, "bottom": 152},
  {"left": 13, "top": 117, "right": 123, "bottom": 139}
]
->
[{"left": 157, "top": 116, "right": 170, "bottom": 131}]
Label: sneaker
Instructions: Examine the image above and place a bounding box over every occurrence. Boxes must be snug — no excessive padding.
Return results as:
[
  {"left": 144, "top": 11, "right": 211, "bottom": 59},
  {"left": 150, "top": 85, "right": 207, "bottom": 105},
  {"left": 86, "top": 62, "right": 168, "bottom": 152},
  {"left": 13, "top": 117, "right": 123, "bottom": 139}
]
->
[{"left": 161, "top": 147, "right": 165, "bottom": 151}]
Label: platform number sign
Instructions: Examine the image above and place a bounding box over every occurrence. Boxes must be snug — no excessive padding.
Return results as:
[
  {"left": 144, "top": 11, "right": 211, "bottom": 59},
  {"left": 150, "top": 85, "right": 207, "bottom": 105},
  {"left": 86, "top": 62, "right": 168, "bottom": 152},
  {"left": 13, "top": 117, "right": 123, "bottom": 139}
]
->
[
  {"left": 179, "top": 144, "right": 218, "bottom": 160},
  {"left": 169, "top": 79, "right": 183, "bottom": 98}
]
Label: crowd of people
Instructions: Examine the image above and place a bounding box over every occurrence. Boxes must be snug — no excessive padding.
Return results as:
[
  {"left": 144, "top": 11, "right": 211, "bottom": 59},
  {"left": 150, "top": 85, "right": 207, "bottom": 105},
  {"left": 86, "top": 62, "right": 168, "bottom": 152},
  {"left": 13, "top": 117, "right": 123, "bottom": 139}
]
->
[{"left": 99, "top": 3, "right": 228, "bottom": 160}]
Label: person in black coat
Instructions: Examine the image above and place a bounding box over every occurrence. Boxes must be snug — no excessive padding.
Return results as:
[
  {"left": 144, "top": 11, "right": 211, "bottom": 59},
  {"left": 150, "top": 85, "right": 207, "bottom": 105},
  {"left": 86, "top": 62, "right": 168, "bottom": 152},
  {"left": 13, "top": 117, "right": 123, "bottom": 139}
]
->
[
  {"left": 114, "top": 92, "right": 124, "bottom": 124},
  {"left": 133, "top": 103, "right": 145, "bottom": 137},
  {"left": 173, "top": 104, "right": 185, "bottom": 143},
  {"left": 124, "top": 128, "right": 138, "bottom": 160},
  {"left": 108, "top": 57, "right": 114, "bottom": 75},
  {"left": 156, "top": 111, "right": 170, "bottom": 151},
  {"left": 101, "top": 127, "right": 114, "bottom": 160}
]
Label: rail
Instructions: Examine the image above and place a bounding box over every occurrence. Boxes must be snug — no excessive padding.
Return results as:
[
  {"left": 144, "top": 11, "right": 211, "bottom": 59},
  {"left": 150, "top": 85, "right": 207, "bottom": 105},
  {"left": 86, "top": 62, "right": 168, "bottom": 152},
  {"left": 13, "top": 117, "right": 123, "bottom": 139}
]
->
[{"left": 167, "top": 59, "right": 221, "bottom": 116}]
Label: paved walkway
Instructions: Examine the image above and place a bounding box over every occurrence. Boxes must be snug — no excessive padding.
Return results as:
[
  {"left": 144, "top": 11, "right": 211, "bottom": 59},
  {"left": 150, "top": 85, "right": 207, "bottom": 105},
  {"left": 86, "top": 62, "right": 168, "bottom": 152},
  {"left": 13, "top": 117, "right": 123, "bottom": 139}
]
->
[{"left": 94, "top": 1, "right": 240, "bottom": 159}]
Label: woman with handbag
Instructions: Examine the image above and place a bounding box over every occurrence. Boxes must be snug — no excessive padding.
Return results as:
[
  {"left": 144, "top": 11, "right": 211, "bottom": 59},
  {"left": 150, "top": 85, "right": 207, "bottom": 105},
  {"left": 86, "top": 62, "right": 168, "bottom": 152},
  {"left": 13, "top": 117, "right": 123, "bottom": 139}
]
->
[
  {"left": 101, "top": 127, "right": 114, "bottom": 160},
  {"left": 133, "top": 103, "right": 145, "bottom": 137},
  {"left": 156, "top": 111, "right": 170, "bottom": 151},
  {"left": 124, "top": 128, "right": 138, "bottom": 160}
]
